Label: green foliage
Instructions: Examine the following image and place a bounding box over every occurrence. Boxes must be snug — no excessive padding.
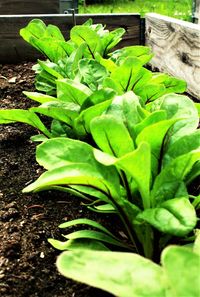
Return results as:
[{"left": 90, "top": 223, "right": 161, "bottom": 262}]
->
[
  {"left": 56, "top": 232, "right": 200, "bottom": 297},
  {"left": 24, "top": 92, "right": 200, "bottom": 259}
]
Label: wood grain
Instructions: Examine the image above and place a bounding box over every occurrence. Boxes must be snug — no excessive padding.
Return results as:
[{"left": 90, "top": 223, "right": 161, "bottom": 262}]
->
[
  {"left": 0, "top": 0, "right": 58, "bottom": 14},
  {"left": 195, "top": 0, "right": 200, "bottom": 24},
  {"left": 0, "top": 14, "right": 141, "bottom": 63},
  {"left": 146, "top": 13, "right": 200, "bottom": 99}
]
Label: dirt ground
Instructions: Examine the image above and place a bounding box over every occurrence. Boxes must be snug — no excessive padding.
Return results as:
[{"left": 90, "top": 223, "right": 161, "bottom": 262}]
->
[{"left": 0, "top": 62, "right": 113, "bottom": 297}]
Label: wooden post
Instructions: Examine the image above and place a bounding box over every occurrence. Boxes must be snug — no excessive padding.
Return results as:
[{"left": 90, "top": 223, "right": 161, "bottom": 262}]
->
[
  {"left": 195, "top": 0, "right": 200, "bottom": 24},
  {"left": 145, "top": 13, "right": 200, "bottom": 99}
]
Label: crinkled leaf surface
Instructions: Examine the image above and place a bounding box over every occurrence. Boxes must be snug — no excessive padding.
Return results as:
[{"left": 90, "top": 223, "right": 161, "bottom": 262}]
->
[
  {"left": 78, "top": 59, "right": 108, "bottom": 91},
  {"left": 137, "top": 197, "right": 197, "bottom": 236}
]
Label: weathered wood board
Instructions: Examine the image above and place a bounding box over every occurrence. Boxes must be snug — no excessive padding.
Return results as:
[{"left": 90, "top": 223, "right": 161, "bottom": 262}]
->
[
  {"left": 0, "top": 14, "right": 141, "bottom": 63},
  {"left": 194, "top": 0, "right": 200, "bottom": 24},
  {"left": 146, "top": 13, "right": 200, "bottom": 99},
  {"left": 0, "top": 0, "right": 58, "bottom": 14}
]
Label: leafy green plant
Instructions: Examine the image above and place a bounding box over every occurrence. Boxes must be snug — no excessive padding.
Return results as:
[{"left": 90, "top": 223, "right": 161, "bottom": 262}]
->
[
  {"left": 23, "top": 92, "right": 200, "bottom": 259},
  {"left": 55, "top": 231, "right": 200, "bottom": 297},
  {"left": 0, "top": 19, "right": 187, "bottom": 141}
]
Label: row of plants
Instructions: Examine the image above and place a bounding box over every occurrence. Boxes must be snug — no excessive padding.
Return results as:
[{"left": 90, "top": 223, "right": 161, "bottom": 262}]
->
[{"left": 1, "top": 19, "right": 200, "bottom": 296}]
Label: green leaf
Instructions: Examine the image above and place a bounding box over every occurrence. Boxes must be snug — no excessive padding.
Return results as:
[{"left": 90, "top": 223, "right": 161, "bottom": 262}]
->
[
  {"left": 22, "top": 163, "right": 119, "bottom": 203},
  {"left": 36, "top": 137, "right": 101, "bottom": 170},
  {"left": 94, "top": 142, "right": 151, "bottom": 209},
  {"left": 134, "top": 110, "right": 167, "bottom": 136},
  {"left": 70, "top": 25, "right": 102, "bottom": 58},
  {"left": 23, "top": 91, "right": 57, "bottom": 104},
  {"left": 37, "top": 60, "right": 64, "bottom": 79},
  {"left": 20, "top": 19, "right": 72, "bottom": 63},
  {"left": 63, "top": 230, "right": 129, "bottom": 249},
  {"left": 136, "top": 83, "right": 166, "bottom": 104},
  {"left": 59, "top": 218, "right": 117, "bottom": 239},
  {"left": 110, "top": 45, "right": 153, "bottom": 65},
  {"left": 156, "top": 94, "right": 199, "bottom": 144},
  {"left": 31, "top": 101, "right": 79, "bottom": 127},
  {"left": 0, "top": 109, "right": 51, "bottom": 137},
  {"left": 56, "top": 250, "right": 164, "bottom": 297},
  {"left": 136, "top": 118, "right": 178, "bottom": 175},
  {"left": 91, "top": 115, "right": 134, "bottom": 158},
  {"left": 151, "top": 150, "right": 200, "bottom": 205},
  {"left": 74, "top": 99, "right": 113, "bottom": 136},
  {"left": 78, "top": 59, "right": 108, "bottom": 91},
  {"left": 101, "top": 27, "right": 125, "bottom": 55},
  {"left": 161, "top": 245, "right": 200, "bottom": 297},
  {"left": 56, "top": 79, "right": 92, "bottom": 105},
  {"left": 163, "top": 130, "right": 200, "bottom": 166},
  {"left": 105, "top": 91, "right": 145, "bottom": 140},
  {"left": 137, "top": 197, "right": 197, "bottom": 236},
  {"left": 48, "top": 238, "right": 109, "bottom": 251},
  {"left": 110, "top": 57, "right": 143, "bottom": 93}
]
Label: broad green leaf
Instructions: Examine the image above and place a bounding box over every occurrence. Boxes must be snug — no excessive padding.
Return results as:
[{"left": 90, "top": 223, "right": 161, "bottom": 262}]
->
[
  {"left": 78, "top": 59, "right": 108, "bottom": 91},
  {"left": 156, "top": 94, "right": 199, "bottom": 144},
  {"left": 105, "top": 91, "right": 145, "bottom": 140},
  {"left": 23, "top": 91, "right": 57, "bottom": 103},
  {"left": 74, "top": 99, "right": 113, "bottom": 136},
  {"left": 136, "top": 83, "right": 166, "bottom": 104},
  {"left": 134, "top": 110, "right": 167, "bottom": 136},
  {"left": 91, "top": 115, "right": 135, "bottom": 158},
  {"left": 70, "top": 25, "right": 102, "bottom": 58},
  {"left": 56, "top": 250, "right": 164, "bottom": 297},
  {"left": 31, "top": 101, "right": 79, "bottom": 127},
  {"left": 151, "top": 150, "right": 200, "bottom": 205},
  {"left": 136, "top": 118, "right": 178, "bottom": 175},
  {"left": 162, "top": 245, "right": 200, "bottom": 297},
  {"left": 101, "top": 28, "right": 125, "bottom": 55},
  {"left": 22, "top": 163, "right": 119, "bottom": 203},
  {"left": 48, "top": 238, "right": 109, "bottom": 251},
  {"left": 163, "top": 130, "right": 200, "bottom": 166},
  {"left": 80, "top": 88, "right": 116, "bottom": 111},
  {"left": 0, "top": 109, "right": 51, "bottom": 137},
  {"left": 137, "top": 197, "right": 197, "bottom": 236},
  {"left": 110, "top": 46, "right": 153, "bottom": 65},
  {"left": 37, "top": 60, "right": 64, "bottom": 79},
  {"left": 96, "top": 55, "right": 117, "bottom": 73},
  {"left": 110, "top": 57, "right": 143, "bottom": 93},
  {"left": 36, "top": 137, "right": 103, "bottom": 170},
  {"left": 94, "top": 142, "right": 151, "bottom": 209},
  {"left": 56, "top": 79, "right": 92, "bottom": 105}
]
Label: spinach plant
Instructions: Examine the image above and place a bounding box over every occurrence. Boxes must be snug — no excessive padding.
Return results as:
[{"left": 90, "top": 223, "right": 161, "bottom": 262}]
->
[
  {"left": 55, "top": 231, "right": 200, "bottom": 297},
  {"left": 23, "top": 92, "right": 200, "bottom": 259}
]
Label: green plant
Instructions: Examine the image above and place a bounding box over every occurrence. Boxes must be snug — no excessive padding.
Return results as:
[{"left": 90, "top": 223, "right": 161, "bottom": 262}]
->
[
  {"left": 55, "top": 230, "right": 200, "bottom": 297},
  {"left": 23, "top": 92, "right": 200, "bottom": 259}
]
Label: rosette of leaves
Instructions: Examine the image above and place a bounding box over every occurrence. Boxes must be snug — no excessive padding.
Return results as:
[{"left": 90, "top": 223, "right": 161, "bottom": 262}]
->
[{"left": 23, "top": 92, "right": 200, "bottom": 259}]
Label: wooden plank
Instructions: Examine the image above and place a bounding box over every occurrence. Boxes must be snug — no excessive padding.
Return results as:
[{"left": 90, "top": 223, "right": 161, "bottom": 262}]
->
[
  {"left": 0, "top": 0, "right": 58, "bottom": 14},
  {"left": 195, "top": 0, "right": 200, "bottom": 24},
  {"left": 0, "top": 14, "right": 141, "bottom": 63},
  {"left": 145, "top": 13, "right": 200, "bottom": 99}
]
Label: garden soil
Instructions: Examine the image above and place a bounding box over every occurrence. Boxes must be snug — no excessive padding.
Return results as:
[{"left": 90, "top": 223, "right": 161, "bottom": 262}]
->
[{"left": 0, "top": 63, "right": 113, "bottom": 297}]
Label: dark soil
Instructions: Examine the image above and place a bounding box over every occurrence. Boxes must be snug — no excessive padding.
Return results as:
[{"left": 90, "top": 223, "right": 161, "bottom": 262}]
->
[{"left": 0, "top": 63, "right": 113, "bottom": 297}]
